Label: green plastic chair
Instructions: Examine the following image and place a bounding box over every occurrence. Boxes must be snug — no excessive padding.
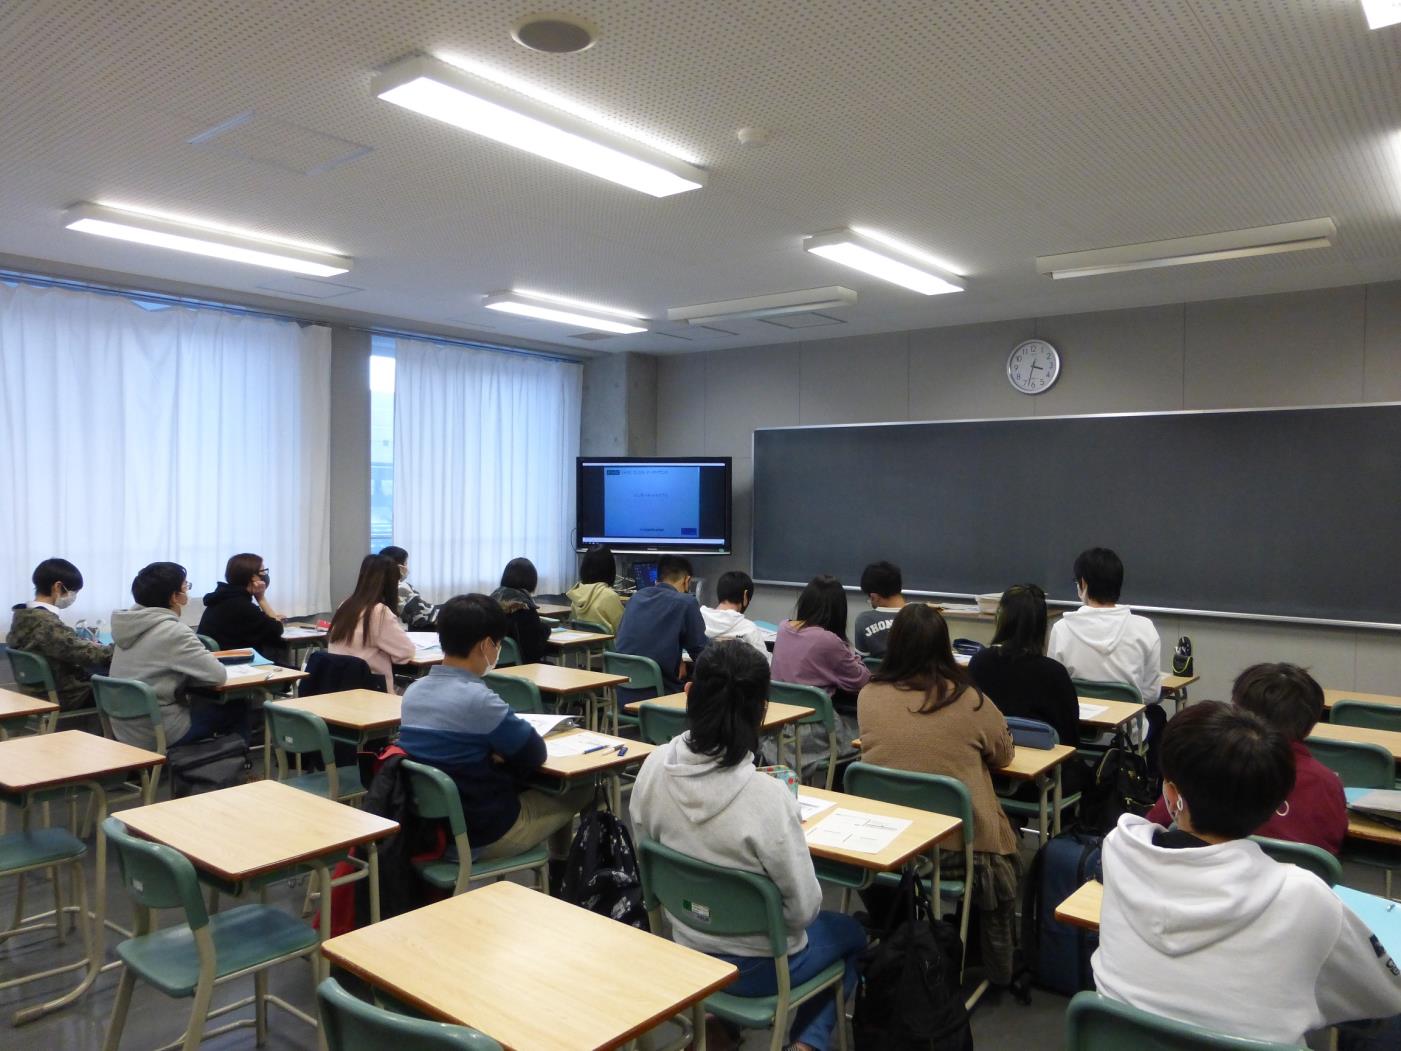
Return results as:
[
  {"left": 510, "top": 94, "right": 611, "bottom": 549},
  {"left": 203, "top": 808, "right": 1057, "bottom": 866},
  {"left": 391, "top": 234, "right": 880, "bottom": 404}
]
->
[
  {"left": 92, "top": 674, "right": 168, "bottom": 754},
  {"left": 197, "top": 634, "right": 220, "bottom": 653},
  {"left": 770, "top": 681, "right": 840, "bottom": 790},
  {"left": 1072, "top": 679, "right": 1142, "bottom": 705},
  {"left": 262, "top": 702, "right": 365, "bottom": 802},
  {"left": 102, "top": 816, "right": 320, "bottom": 1051},
  {"left": 1065, "top": 991, "right": 1300, "bottom": 1050},
  {"left": 843, "top": 762, "right": 975, "bottom": 978},
  {"left": 483, "top": 672, "right": 544, "bottom": 714},
  {"left": 5, "top": 648, "right": 67, "bottom": 732},
  {"left": 995, "top": 718, "right": 1082, "bottom": 843},
  {"left": 1332, "top": 701, "right": 1401, "bottom": 735},
  {"left": 570, "top": 619, "right": 612, "bottom": 635},
  {"left": 604, "top": 650, "right": 666, "bottom": 733},
  {"left": 638, "top": 839, "right": 849, "bottom": 1051},
  {"left": 1305, "top": 736, "right": 1394, "bottom": 789},
  {"left": 317, "top": 976, "right": 502, "bottom": 1050},
  {"left": 496, "top": 636, "right": 521, "bottom": 668},
  {"left": 1249, "top": 835, "right": 1342, "bottom": 886},
  {"left": 861, "top": 654, "right": 882, "bottom": 672},
  {"left": 637, "top": 701, "right": 688, "bottom": 745},
  {"left": 400, "top": 759, "right": 548, "bottom": 895}
]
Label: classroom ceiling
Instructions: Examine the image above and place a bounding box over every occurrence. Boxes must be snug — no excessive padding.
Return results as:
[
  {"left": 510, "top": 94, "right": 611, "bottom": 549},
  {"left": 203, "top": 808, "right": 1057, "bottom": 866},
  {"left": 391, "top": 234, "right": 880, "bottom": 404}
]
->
[{"left": 2, "top": 0, "right": 1400, "bottom": 356}]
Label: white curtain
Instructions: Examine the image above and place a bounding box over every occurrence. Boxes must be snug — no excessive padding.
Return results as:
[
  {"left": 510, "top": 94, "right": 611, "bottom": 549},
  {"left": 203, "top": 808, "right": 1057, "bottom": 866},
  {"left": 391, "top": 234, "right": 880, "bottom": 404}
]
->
[
  {"left": 392, "top": 336, "right": 581, "bottom": 597},
  {"left": 0, "top": 281, "right": 332, "bottom": 622}
]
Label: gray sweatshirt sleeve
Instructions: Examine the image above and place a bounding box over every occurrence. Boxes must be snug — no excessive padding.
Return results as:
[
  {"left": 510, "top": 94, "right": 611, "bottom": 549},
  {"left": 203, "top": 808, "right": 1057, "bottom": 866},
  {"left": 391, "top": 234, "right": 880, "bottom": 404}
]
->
[
  {"left": 1314, "top": 900, "right": 1401, "bottom": 1027},
  {"left": 756, "top": 787, "right": 823, "bottom": 938},
  {"left": 170, "top": 627, "right": 229, "bottom": 687}
]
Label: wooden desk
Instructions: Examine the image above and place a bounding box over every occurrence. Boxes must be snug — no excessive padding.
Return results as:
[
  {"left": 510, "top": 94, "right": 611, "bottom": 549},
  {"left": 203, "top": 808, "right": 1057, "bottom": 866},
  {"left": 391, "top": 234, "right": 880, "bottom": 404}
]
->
[
  {"left": 1161, "top": 674, "right": 1199, "bottom": 693},
  {"left": 322, "top": 880, "right": 736, "bottom": 1051},
  {"left": 1348, "top": 812, "right": 1401, "bottom": 848},
  {"left": 547, "top": 627, "right": 614, "bottom": 670},
  {"left": 214, "top": 664, "right": 308, "bottom": 692},
  {"left": 1077, "top": 697, "right": 1144, "bottom": 734},
  {"left": 539, "top": 728, "right": 654, "bottom": 811},
  {"left": 491, "top": 663, "right": 631, "bottom": 734},
  {"left": 535, "top": 602, "right": 573, "bottom": 620},
  {"left": 1324, "top": 688, "right": 1401, "bottom": 711},
  {"left": 118, "top": 779, "right": 398, "bottom": 979},
  {"left": 800, "top": 785, "right": 962, "bottom": 872},
  {"left": 1310, "top": 723, "right": 1401, "bottom": 762},
  {"left": 0, "top": 687, "right": 59, "bottom": 734},
  {"left": 0, "top": 730, "right": 165, "bottom": 1022},
  {"left": 264, "top": 688, "right": 402, "bottom": 774},
  {"left": 1054, "top": 879, "right": 1104, "bottom": 932},
  {"left": 625, "top": 693, "right": 811, "bottom": 770}
]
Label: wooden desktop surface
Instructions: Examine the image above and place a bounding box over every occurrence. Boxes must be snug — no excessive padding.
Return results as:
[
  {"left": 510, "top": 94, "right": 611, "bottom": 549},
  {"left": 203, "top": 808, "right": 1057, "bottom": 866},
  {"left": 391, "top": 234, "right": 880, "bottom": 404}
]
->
[
  {"left": 1348, "top": 812, "right": 1401, "bottom": 848},
  {"left": 489, "top": 663, "right": 630, "bottom": 695},
  {"left": 272, "top": 689, "right": 402, "bottom": 732},
  {"left": 538, "top": 729, "right": 655, "bottom": 778},
  {"left": 1323, "top": 688, "right": 1401, "bottom": 711},
  {"left": 1077, "top": 696, "right": 1144, "bottom": 731},
  {"left": 1310, "top": 723, "right": 1401, "bottom": 761},
  {"left": 1161, "top": 674, "right": 1199, "bottom": 692},
  {"left": 117, "top": 779, "right": 397, "bottom": 881},
  {"left": 536, "top": 603, "right": 573, "bottom": 620},
  {"left": 321, "top": 880, "right": 736, "bottom": 1051},
  {"left": 0, "top": 688, "right": 59, "bottom": 721},
  {"left": 1054, "top": 879, "right": 1104, "bottom": 931},
  {"left": 624, "top": 693, "right": 811, "bottom": 732},
  {"left": 799, "top": 785, "right": 963, "bottom": 871},
  {"left": 0, "top": 730, "right": 164, "bottom": 792},
  {"left": 214, "top": 665, "right": 308, "bottom": 692},
  {"left": 849, "top": 738, "right": 1074, "bottom": 780},
  {"left": 547, "top": 629, "right": 614, "bottom": 648}
]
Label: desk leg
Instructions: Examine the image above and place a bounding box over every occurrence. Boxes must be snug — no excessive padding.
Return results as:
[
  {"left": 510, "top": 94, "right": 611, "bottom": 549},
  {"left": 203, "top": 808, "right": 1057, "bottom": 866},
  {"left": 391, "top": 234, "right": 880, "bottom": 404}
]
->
[
  {"left": 1052, "top": 766, "right": 1064, "bottom": 837},
  {"left": 1037, "top": 777, "right": 1049, "bottom": 846},
  {"left": 368, "top": 843, "right": 381, "bottom": 925},
  {"left": 316, "top": 864, "right": 333, "bottom": 985},
  {"left": 262, "top": 708, "right": 272, "bottom": 781}
]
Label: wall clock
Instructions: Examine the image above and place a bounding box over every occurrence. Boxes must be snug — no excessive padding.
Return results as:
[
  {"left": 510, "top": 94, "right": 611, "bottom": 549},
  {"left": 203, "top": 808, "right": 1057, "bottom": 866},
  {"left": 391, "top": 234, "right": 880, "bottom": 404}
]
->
[{"left": 1007, "top": 339, "right": 1061, "bottom": 394}]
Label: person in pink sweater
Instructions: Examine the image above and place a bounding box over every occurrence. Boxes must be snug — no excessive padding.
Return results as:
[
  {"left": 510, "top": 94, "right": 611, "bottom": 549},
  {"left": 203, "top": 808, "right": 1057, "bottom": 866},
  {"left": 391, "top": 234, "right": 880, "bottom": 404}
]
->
[{"left": 328, "top": 554, "right": 417, "bottom": 692}]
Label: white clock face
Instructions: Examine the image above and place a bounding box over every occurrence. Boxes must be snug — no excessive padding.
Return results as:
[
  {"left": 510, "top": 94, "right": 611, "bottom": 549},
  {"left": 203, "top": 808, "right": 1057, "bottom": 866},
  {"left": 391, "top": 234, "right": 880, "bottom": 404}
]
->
[{"left": 1007, "top": 339, "right": 1061, "bottom": 394}]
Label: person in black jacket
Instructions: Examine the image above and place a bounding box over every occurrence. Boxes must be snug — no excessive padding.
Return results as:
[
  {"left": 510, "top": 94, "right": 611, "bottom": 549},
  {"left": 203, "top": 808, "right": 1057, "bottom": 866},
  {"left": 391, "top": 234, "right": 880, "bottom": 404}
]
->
[
  {"left": 490, "top": 557, "right": 552, "bottom": 664},
  {"left": 197, "top": 553, "right": 287, "bottom": 660},
  {"left": 970, "top": 584, "right": 1084, "bottom": 790}
]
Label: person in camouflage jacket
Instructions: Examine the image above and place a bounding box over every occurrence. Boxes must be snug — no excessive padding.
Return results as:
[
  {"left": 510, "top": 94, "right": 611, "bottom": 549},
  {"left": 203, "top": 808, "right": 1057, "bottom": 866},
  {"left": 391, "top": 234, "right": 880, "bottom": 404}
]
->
[{"left": 6, "top": 558, "right": 112, "bottom": 710}]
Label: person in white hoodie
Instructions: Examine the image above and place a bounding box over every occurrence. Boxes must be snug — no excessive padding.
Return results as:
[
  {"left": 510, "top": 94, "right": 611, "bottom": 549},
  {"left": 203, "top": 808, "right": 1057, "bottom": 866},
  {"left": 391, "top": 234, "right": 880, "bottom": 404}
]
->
[
  {"left": 630, "top": 640, "right": 865, "bottom": 1051},
  {"left": 1096, "top": 701, "right": 1401, "bottom": 1045},
  {"left": 108, "top": 561, "right": 231, "bottom": 752},
  {"left": 699, "top": 570, "right": 770, "bottom": 662}
]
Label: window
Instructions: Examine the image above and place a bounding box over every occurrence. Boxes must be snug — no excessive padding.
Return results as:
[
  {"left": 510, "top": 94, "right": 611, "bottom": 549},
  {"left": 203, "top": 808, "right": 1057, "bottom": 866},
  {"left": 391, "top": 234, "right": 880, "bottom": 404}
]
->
[{"left": 369, "top": 338, "right": 396, "bottom": 551}]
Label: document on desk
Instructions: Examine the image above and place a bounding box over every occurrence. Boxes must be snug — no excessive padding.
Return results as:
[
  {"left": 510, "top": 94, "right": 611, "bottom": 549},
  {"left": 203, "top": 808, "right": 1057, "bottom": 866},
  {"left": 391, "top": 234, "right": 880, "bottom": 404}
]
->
[
  {"left": 805, "top": 808, "right": 911, "bottom": 854},
  {"left": 797, "top": 794, "right": 836, "bottom": 823},
  {"left": 282, "top": 625, "right": 324, "bottom": 640},
  {"left": 1078, "top": 703, "right": 1108, "bottom": 720},
  {"left": 224, "top": 663, "right": 276, "bottom": 682},
  {"left": 406, "top": 631, "right": 441, "bottom": 648},
  {"left": 549, "top": 629, "right": 596, "bottom": 643},
  {"left": 518, "top": 713, "right": 581, "bottom": 737},
  {"left": 545, "top": 732, "right": 619, "bottom": 758}
]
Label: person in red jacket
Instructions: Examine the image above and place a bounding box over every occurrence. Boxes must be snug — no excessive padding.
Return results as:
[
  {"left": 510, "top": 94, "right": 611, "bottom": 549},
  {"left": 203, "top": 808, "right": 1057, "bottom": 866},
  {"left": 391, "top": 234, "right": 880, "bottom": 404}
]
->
[{"left": 1145, "top": 663, "right": 1347, "bottom": 854}]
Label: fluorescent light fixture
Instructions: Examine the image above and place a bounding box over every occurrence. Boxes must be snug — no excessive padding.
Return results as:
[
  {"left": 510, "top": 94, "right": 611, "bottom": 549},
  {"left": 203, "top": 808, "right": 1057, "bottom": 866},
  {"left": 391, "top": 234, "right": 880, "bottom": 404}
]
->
[
  {"left": 667, "top": 286, "right": 858, "bottom": 325},
  {"left": 1361, "top": 1, "right": 1401, "bottom": 29},
  {"left": 803, "top": 228, "right": 965, "bottom": 295},
  {"left": 1036, "top": 218, "right": 1337, "bottom": 279},
  {"left": 373, "top": 55, "right": 706, "bottom": 197},
  {"left": 484, "top": 290, "right": 648, "bottom": 334},
  {"left": 63, "top": 203, "right": 351, "bottom": 276}
]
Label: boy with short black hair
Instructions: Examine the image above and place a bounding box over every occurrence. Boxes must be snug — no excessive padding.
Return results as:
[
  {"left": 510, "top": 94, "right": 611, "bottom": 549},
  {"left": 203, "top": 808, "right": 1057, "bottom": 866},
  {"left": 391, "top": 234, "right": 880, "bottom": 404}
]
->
[
  {"left": 7, "top": 558, "right": 113, "bottom": 709},
  {"left": 700, "top": 570, "right": 769, "bottom": 660},
  {"left": 398, "top": 594, "right": 590, "bottom": 876},
  {"left": 1048, "top": 547, "right": 1162, "bottom": 705},
  {"left": 853, "top": 560, "right": 906, "bottom": 657},
  {"left": 613, "top": 554, "right": 708, "bottom": 695}
]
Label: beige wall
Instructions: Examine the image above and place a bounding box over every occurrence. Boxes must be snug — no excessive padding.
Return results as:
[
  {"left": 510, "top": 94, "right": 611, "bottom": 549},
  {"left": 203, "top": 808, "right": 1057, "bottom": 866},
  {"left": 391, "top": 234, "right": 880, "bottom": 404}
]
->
[{"left": 653, "top": 282, "right": 1401, "bottom": 703}]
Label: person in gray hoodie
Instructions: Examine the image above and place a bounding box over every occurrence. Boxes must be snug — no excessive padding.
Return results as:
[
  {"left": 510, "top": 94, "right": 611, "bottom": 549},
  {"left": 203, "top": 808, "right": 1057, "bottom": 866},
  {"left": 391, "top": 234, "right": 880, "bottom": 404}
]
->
[
  {"left": 630, "top": 640, "right": 866, "bottom": 1051},
  {"left": 109, "top": 562, "right": 231, "bottom": 751}
]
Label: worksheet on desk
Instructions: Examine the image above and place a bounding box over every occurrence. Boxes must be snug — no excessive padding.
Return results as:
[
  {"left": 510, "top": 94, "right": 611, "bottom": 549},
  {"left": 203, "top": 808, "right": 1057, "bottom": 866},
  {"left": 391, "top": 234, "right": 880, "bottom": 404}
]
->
[
  {"left": 1078, "top": 703, "right": 1108, "bottom": 719},
  {"left": 223, "top": 663, "right": 274, "bottom": 681},
  {"left": 797, "top": 794, "right": 836, "bottom": 822},
  {"left": 518, "top": 713, "right": 580, "bottom": 737},
  {"left": 805, "top": 808, "right": 911, "bottom": 854},
  {"left": 544, "top": 732, "right": 618, "bottom": 757}
]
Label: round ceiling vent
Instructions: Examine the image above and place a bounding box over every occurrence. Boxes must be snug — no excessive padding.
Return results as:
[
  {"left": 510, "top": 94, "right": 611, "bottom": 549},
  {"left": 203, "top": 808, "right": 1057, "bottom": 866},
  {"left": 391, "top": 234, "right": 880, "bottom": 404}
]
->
[{"left": 512, "top": 15, "right": 596, "bottom": 54}]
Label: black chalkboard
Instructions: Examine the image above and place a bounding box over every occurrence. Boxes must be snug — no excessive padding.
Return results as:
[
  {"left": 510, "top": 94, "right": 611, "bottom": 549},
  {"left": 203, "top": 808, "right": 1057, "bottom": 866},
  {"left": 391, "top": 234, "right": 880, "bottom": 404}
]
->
[{"left": 752, "top": 405, "right": 1401, "bottom": 626}]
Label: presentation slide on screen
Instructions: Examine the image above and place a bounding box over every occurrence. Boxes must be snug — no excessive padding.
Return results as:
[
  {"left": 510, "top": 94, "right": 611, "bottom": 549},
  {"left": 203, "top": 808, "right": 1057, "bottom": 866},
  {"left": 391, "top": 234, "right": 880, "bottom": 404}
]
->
[{"left": 604, "top": 465, "right": 700, "bottom": 539}]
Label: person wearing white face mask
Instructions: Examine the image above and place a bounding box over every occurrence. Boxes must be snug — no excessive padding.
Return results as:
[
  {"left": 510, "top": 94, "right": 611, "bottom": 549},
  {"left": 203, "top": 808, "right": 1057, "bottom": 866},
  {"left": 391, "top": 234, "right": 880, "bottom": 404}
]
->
[
  {"left": 7, "top": 558, "right": 113, "bottom": 710},
  {"left": 397, "top": 594, "right": 591, "bottom": 890}
]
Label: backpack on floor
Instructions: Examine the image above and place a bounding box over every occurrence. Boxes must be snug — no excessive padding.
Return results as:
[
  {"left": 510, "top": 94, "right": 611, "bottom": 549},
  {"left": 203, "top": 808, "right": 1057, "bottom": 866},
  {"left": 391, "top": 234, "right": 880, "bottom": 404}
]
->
[
  {"left": 167, "top": 733, "right": 248, "bottom": 797},
  {"left": 558, "top": 804, "right": 649, "bottom": 930},
  {"left": 852, "top": 870, "right": 974, "bottom": 1051},
  {"left": 1078, "top": 745, "right": 1157, "bottom": 834},
  {"left": 1020, "top": 832, "right": 1102, "bottom": 996}
]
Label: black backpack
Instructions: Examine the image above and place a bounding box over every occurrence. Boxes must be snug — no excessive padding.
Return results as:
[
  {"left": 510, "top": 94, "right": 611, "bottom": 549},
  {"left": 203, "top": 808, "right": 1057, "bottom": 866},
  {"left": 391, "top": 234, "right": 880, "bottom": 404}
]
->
[
  {"left": 1019, "top": 831, "right": 1103, "bottom": 996},
  {"left": 558, "top": 804, "right": 649, "bottom": 930},
  {"left": 852, "top": 871, "right": 974, "bottom": 1051},
  {"left": 167, "top": 733, "right": 248, "bottom": 797},
  {"left": 1078, "top": 746, "right": 1157, "bottom": 834}
]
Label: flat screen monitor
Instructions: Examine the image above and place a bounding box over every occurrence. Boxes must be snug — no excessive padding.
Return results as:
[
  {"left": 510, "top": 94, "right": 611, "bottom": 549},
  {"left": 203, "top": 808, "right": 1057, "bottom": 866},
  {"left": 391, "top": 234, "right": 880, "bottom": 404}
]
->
[
  {"left": 632, "top": 561, "right": 659, "bottom": 590},
  {"left": 576, "top": 457, "right": 732, "bottom": 554}
]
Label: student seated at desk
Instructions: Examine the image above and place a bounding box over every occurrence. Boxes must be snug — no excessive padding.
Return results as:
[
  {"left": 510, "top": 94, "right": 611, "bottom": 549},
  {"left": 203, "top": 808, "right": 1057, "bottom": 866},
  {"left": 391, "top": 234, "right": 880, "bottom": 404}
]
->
[
  {"left": 197, "top": 552, "right": 286, "bottom": 659},
  {"left": 380, "top": 545, "right": 439, "bottom": 630},
  {"left": 852, "top": 560, "right": 907, "bottom": 658},
  {"left": 857, "top": 603, "right": 1021, "bottom": 988},
  {"left": 1144, "top": 663, "right": 1347, "bottom": 854},
  {"left": 109, "top": 561, "right": 234, "bottom": 749},
  {"left": 700, "top": 570, "right": 769, "bottom": 661},
  {"left": 630, "top": 641, "right": 866, "bottom": 1051},
  {"left": 398, "top": 595, "right": 591, "bottom": 886},
  {"left": 328, "top": 554, "right": 416, "bottom": 692},
  {"left": 7, "top": 557, "right": 112, "bottom": 710},
  {"left": 1095, "top": 701, "right": 1401, "bottom": 1044},
  {"left": 491, "top": 557, "right": 552, "bottom": 665},
  {"left": 614, "top": 554, "right": 708, "bottom": 697},
  {"left": 566, "top": 545, "right": 624, "bottom": 633}
]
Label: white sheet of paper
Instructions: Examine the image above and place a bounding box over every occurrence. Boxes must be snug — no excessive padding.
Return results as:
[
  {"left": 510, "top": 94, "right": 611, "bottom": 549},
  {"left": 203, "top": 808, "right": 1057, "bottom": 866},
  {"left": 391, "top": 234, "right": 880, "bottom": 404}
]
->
[
  {"left": 797, "top": 794, "right": 836, "bottom": 823},
  {"left": 544, "top": 732, "right": 619, "bottom": 758},
  {"left": 518, "top": 713, "right": 580, "bottom": 737},
  {"left": 804, "top": 808, "right": 911, "bottom": 854},
  {"left": 954, "top": 652, "right": 971, "bottom": 666},
  {"left": 550, "top": 629, "right": 595, "bottom": 643},
  {"left": 223, "top": 663, "right": 274, "bottom": 681},
  {"left": 281, "top": 625, "right": 324, "bottom": 640},
  {"left": 1078, "top": 703, "right": 1108, "bottom": 719},
  {"left": 406, "top": 631, "right": 441, "bottom": 648}
]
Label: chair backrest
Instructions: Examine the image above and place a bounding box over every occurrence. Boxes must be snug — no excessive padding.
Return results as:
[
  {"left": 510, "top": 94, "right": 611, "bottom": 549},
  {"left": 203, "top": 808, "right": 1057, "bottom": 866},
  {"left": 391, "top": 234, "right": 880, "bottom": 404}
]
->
[
  {"left": 317, "top": 977, "right": 502, "bottom": 1051},
  {"left": 637, "top": 702, "right": 688, "bottom": 745},
  {"left": 637, "top": 839, "right": 787, "bottom": 959},
  {"left": 570, "top": 619, "right": 612, "bottom": 635},
  {"left": 1005, "top": 716, "right": 1059, "bottom": 749},
  {"left": 91, "top": 674, "right": 166, "bottom": 752},
  {"left": 843, "top": 761, "right": 975, "bottom": 837},
  {"left": 861, "top": 654, "right": 882, "bottom": 672},
  {"left": 1248, "top": 835, "right": 1342, "bottom": 886},
  {"left": 197, "top": 633, "right": 220, "bottom": 652},
  {"left": 264, "top": 702, "right": 336, "bottom": 775},
  {"left": 102, "top": 816, "right": 209, "bottom": 929},
  {"left": 1305, "top": 736, "right": 1395, "bottom": 789},
  {"left": 483, "top": 672, "right": 544, "bottom": 714},
  {"left": 769, "top": 680, "right": 836, "bottom": 730},
  {"left": 303, "top": 650, "right": 381, "bottom": 696},
  {"left": 1065, "top": 991, "right": 1299, "bottom": 1050},
  {"left": 1072, "top": 678, "right": 1142, "bottom": 705},
  {"left": 401, "top": 759, "right": 469, "bottom": 840},
  {"left": 603, "top": 651, "right": 665, "bottom": 694},
  {"left": 7, "top": 647, "right": 58, "bottom": 702},
  {"left": 1331, "top": 701, "right": 1401, "bottom": 733},
  {"left": 497, "top": 636, "right": 521, "bottom": 667}
]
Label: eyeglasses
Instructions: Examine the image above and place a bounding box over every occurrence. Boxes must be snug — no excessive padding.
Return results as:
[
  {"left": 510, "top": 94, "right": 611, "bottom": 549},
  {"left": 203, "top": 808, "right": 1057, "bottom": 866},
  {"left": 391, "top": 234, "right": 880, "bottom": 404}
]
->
[{"left": 180, "top": 581, "right": 192, "bottom": 592}]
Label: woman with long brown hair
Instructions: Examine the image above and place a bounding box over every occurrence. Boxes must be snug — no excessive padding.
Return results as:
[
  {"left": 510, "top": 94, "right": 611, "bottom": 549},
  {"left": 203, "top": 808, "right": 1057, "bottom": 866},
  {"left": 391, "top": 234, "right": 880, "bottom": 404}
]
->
[{"left": 328, "top": 553, "right": 416, "bottom": 691}]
